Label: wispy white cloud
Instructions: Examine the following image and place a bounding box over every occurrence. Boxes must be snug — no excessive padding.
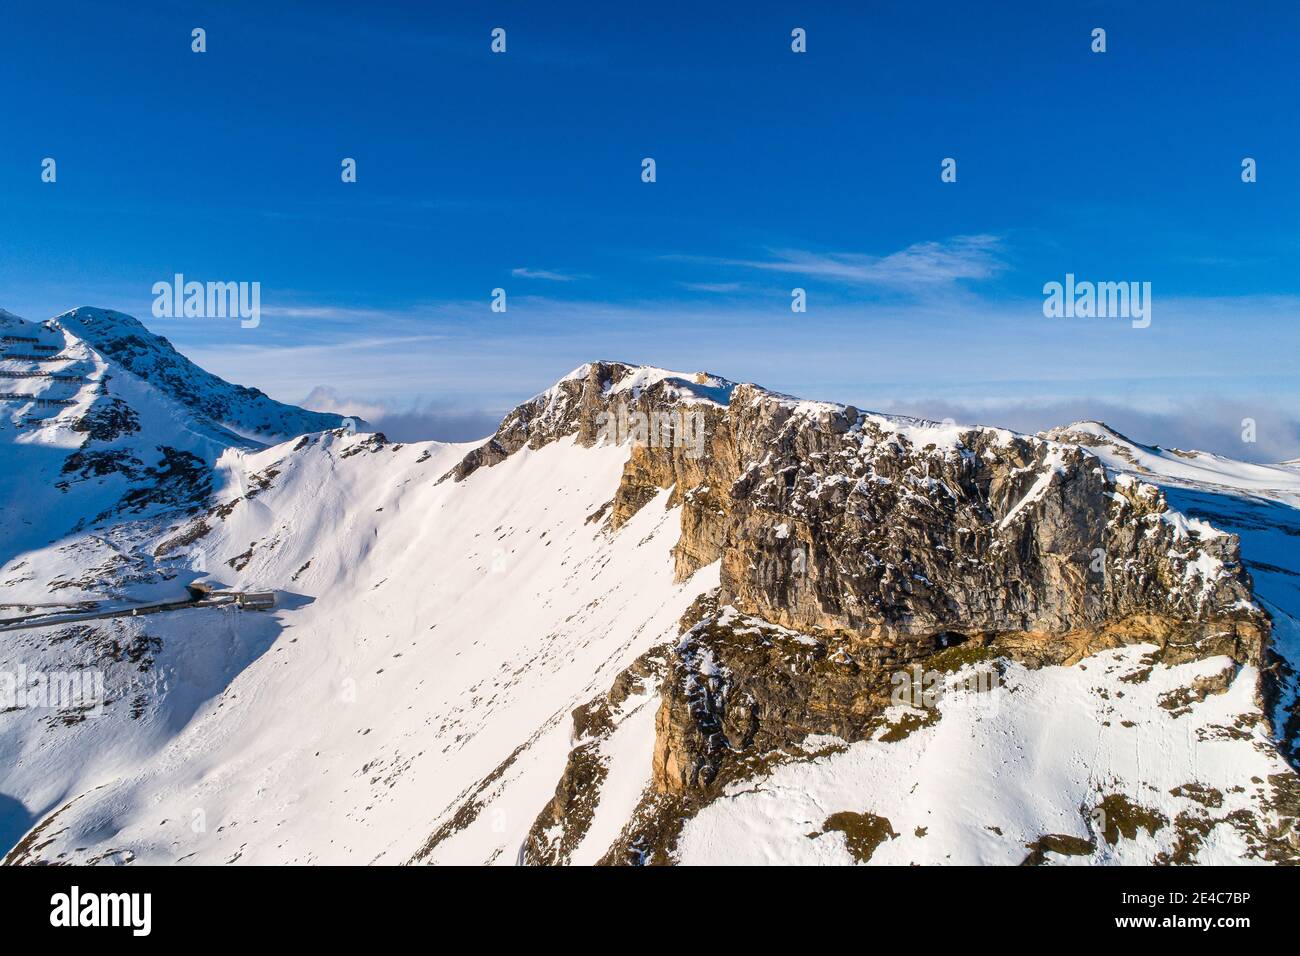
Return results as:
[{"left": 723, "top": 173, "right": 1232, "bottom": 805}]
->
[
  {"left": 679, "top": 281, "right": 744, "bottom": 293},
  {"left": 511, "top": 267, "right": 586, "bottom": 282},
  {"left": 258, "top": 304, "right": 408, "bottom": 321},
  {"left": 691, "top": 234, "right": 1006, "bottom": 289}
]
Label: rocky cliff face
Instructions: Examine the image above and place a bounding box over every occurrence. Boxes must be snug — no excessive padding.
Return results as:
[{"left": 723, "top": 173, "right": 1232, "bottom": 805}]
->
[
  {"left": 450, "top": 361, "right": 1265, "bottom": 655},
  {"left": 452, "top": 364, "right": 1284, "bottom": 868},
  {"left": 454, "top": 363, "right": 1282, "bottom": 864}
]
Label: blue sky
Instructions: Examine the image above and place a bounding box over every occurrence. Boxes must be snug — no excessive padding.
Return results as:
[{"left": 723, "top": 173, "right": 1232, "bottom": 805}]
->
[{"left": 2, "top": 1, "right": 1299, "bottom": 456}]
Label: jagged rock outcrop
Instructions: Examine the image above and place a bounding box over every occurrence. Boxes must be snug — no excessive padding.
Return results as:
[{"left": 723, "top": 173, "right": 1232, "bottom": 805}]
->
[
  {"left": 450, "top": 362, "right": 1266, "bottom": 663},
  {"left": 649, "top": 593, "right": 904, "bottom": 794},
  {"left": 446, "top": 361, "right": 733, "bottom": 492},
  {"left": 453, "top": 363, "right": 1278, "bottom": 862},
  {"left": 521, "top": 647, "right": 668, "bottom": 865}
]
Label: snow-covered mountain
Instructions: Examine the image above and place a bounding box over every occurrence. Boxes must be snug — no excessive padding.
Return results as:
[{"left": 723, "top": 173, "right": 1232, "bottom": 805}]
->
[
  {"left": 41, "top": 307, "right": 349, "bottom": 441},
  {"left": 1, "top": 328, "right": 1297, "bottom": 866},
  {"left": 0, "top": 307, "right": 351, "bottom": 561}
]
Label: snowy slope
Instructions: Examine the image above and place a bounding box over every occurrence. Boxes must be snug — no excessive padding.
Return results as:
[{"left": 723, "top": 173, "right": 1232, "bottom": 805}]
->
[
  {"left": 1, "top": 429, "right": 718, "bottom": 864},
  {"left": 676, "top": 643, "right": 1283, "bottom": 865}
]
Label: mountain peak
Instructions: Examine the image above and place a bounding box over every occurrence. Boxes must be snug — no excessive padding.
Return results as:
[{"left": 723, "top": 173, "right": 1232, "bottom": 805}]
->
[
  {"left": 48, "top": 305, "right": 352, "bottom": 440},
  {"left": 553, "top": 361, "right": 738, "bottom": 406},
  {"left": 1, "top": 304, "right": 361, "bottom": 553}
]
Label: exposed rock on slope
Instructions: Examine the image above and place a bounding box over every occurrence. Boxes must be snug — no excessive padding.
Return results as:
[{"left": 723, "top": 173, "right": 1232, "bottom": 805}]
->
[
  {"left": 451, "top": 361, "right": 1266, "bottom": 661},
  {"left": 448, "top": 362, "right": 1288, "bottom": 864}
]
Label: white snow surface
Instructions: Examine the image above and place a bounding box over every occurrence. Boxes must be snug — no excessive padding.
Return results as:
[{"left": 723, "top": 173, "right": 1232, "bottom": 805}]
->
[
  {"left": 677, "top": 649, "right": 1281, "bottom": 865},
  {"left": 1, "top": 429, "right": 718, "bottom": 864}
]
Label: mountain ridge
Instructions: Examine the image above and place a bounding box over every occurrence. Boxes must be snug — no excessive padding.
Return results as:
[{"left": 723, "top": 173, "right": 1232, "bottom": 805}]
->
[{"left": 1, "top": 331, "right": 1297, "bottom": 866}]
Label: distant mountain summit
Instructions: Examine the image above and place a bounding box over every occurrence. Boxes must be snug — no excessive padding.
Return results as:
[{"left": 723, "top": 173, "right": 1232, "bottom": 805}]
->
[
  {"left": 52, "top": 307, "right": 350, "bottom": 439},
  {"left": 0, "top": 306, "right": 353, "bottom": 556}
]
